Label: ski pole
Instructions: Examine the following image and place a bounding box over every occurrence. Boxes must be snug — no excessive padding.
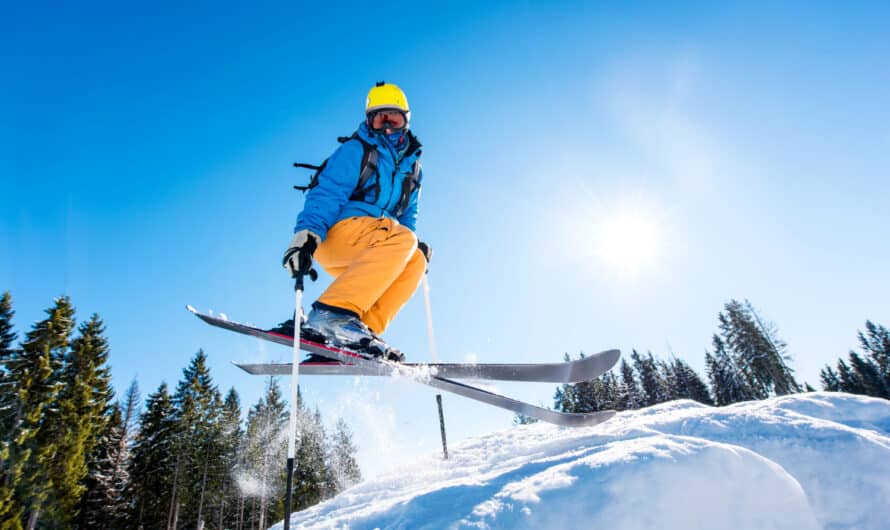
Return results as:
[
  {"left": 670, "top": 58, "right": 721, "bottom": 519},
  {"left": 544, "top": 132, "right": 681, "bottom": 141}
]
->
[
  {"left": 284, "top": 273, "right": 304, "bottom": 530},
  {"left": 422, "top": 275, "right": 448, "bottom": 459}
]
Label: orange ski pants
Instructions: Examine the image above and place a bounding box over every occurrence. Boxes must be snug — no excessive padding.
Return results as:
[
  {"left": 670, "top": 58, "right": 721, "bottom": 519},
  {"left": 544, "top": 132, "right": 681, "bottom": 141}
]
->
[{"left": 313, "top": 216, "right": 427, "bottom": 334}]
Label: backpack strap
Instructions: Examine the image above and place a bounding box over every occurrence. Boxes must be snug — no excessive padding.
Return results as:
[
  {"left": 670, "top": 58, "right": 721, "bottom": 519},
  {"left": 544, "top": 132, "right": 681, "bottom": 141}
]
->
[
  {"left": 347, "top": 133, "right": 380, "bottom": 202},
  {"left": 293, "top": 133, "right": 379, "bottom": 197},
  {"left": 395, "top": 159, "right": 421, "bottom": 217},
  {"left": 292, "top": 161, "right": 327, "bottom": 192}
]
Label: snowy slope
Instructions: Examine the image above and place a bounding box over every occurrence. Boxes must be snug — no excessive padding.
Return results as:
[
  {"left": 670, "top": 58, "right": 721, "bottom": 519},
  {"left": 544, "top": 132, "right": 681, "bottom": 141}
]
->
[{"left": 274, "top": 392, "right": 890, "bottom": 530}]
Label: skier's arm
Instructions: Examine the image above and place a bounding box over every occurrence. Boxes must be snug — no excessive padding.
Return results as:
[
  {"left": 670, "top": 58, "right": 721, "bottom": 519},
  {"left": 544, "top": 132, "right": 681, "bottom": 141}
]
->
[
  {"left": 397, "top": 166, "right": 422, "bottom": 231},
  {"left": 295, "top": 140, "right": 363, "bottom": 240}
]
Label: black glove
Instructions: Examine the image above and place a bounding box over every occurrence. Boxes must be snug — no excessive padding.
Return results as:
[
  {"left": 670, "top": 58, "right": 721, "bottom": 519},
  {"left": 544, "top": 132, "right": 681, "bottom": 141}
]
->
[
  {"left": 283, "top": 230, "right": 320, "bottom": 280},
  {"left": 418, "top": 241, "right": 432, "bottom": 265}
]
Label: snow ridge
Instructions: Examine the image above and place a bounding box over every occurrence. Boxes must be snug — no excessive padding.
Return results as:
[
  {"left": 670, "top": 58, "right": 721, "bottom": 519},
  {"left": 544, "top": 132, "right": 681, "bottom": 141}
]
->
[{"left": 275, "top": 392, "right": 890, "bottom": 530}]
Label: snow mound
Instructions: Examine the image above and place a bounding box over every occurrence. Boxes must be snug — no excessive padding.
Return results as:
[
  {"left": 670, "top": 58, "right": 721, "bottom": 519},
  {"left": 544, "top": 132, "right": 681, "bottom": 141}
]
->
[{"left": 275, "top": 393, "right": 890, "bottom": 530}]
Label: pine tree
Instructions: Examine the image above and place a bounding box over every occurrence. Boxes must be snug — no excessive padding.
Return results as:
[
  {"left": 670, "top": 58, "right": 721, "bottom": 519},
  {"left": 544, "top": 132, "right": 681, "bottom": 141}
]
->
[
  {"left": 859, "top": 321, "right": 890, "bottom": 381},
  {"left": 836, "top": 358, "right": 860, "bottom": 393},
  {"left": 9, "top": 297, "right": 75, "bottom": 530},
  {"left": 715, "top": 300, "right": 801, "bottom": 398},
  {"left": 850, "top": 321, "right": 890, "bottom": 397},
  {"left": 572, "top": 380, "right": 598, "bottom": 412},
  {"left": 0, "top": 291, "right": 16, "bottom": 436},
  {"left": 293, "top": 409, "right": 333, "bottom": 509},
  {"left": 218, "top": 387, "right": 243, "bottom": 530},
  {"left": 513, "top": 412, "right": 539, "bottom": 425},
  {"left": 847, "top": 352, "right": 885, "bottom": 397},
  {"left": 705, "top": 336, "right": 758, "bottom": 406},
  {"left": 657, "top": 359, "right": 680, "bottom": 402},
  {"left": 820, "top": 366, "right": 842, "bottom": 391},
  {"left": 127, "top": 382, "right": 177, "bottom": 529},
  {"left": 553, "top": 384, "right": 573, "bottom": 413},
  {"left": 665, "top": 358, "right": 714, "bottom": 405},
  {"left": 602, "top": 371, "right": 621, "bottom": 410},
  {"left": 683, "top": 361, "right": 714, "bottom": 405},
  {"left": 631, "top": 350, "right": 668, "bottom": 406},
  {"left": 242, "top": 378, "right": 288, "bottom": 529},
  {"left": 0, "top": 291, "right": 22, "bottom": 529},
  {"left": 617, "top": 359, "right": 642, "bottom": 410},
  {"left": 821, "top": 321, "right": 890, "bottom": 398},
  {"left": 41, "top": 314, "right": 114, "bottom": 528},
  {"left": 78, "top": 404, "right": 124, "bottom": 529},
  {"left": 169, "top": 350, "right": 225, "bottom": 530},
  {"left": 79, "top": 379, "right": 138, "bottom": 529}
]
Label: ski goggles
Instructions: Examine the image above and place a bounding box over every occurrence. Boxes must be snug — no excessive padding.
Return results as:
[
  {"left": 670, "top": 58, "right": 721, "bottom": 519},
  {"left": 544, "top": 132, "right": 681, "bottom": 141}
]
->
[{"left": 367, "top": 109, "right": 408, "bottom": 132}]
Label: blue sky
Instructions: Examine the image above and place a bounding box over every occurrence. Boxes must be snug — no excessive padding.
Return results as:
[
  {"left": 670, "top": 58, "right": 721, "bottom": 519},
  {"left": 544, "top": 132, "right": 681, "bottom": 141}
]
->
[{"left": 3, "top": 1, "right": 889, "bottom": 477}]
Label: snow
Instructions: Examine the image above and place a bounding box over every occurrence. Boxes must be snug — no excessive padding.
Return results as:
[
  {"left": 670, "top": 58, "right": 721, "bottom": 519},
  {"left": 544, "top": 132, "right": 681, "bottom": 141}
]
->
[{"left": 273, "top": 392, "right": 890, "bottom": 530}]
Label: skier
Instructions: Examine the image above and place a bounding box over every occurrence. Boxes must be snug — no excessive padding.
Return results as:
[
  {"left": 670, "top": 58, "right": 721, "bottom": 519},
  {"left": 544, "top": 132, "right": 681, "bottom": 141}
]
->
[{"left": 277, "top": 82, "right": 430, "bottom": 360}]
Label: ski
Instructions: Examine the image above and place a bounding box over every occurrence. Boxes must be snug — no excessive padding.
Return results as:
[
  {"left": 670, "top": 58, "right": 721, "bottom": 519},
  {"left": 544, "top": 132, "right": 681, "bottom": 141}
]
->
[
  {"left": 186, "top": 306, "right": 619, "bottom": 383},
  {"left": 235, "top": 353, "right": 620, "bottom": 383},
  {"left": 188, "top": 306, "right": 618, "bottom": 427},
  {"left": 297, "top": 338, "right": 615, "bottom": 427}
]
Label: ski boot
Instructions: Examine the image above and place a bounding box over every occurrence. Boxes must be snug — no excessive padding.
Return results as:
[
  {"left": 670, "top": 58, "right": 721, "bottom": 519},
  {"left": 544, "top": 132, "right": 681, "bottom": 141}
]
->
[
  {"left": 303, "top": 303, "right": 405, "bottom": 362},
  {"left": 266, "top": 318, "right": 295, "bottom": 337},
  {"left": 265, "top": 311, "right": 341, "bottom": 362},
  {"left": 369, "top": 331, "right": 405, "bottom": 362}
]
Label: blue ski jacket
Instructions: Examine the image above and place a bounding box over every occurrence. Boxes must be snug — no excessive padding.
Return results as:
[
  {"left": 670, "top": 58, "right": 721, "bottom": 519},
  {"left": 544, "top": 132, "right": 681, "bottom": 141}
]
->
[{"left": 295, "top": 122, "right": 423, "bottom": 241}]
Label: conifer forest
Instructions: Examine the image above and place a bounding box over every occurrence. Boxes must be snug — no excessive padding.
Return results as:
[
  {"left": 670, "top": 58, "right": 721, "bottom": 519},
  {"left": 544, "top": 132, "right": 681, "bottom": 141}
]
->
[
  {"left": 551, "top": 299, "right": 889, "bottom": 415},
  {"left": 1, "top": 290, "right": 887, "bottom": 529},
  {"left": 0, "top": 292, "right": 360, "bottom": 530}
]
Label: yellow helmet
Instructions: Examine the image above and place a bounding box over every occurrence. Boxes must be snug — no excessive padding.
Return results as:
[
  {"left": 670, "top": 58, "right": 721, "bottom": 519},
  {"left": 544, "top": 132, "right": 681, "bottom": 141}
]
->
[{"left": 366, "top": 81, "right": 410, "bottom": 120}]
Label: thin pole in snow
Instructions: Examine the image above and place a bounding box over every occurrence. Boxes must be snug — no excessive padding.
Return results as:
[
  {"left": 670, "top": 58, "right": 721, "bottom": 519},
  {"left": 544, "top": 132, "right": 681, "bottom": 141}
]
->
[
  {"left": 284, "top": 275, "right": 304, "bottom": 530},
  {"left": 422, "top": 275, "right": 448, "bottom": 459}
]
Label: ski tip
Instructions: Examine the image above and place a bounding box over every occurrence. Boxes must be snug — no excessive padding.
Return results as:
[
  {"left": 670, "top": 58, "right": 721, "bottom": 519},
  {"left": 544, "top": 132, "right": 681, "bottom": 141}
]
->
[{"left": 186, "top": 304, "right": 198, "bottom": 314}]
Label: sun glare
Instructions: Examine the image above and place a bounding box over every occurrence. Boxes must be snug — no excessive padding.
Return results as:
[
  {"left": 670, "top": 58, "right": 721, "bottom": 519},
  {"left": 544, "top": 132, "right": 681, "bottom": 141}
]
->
[{"left": 591, "top": 207, "right": 663, "bottom": 278}]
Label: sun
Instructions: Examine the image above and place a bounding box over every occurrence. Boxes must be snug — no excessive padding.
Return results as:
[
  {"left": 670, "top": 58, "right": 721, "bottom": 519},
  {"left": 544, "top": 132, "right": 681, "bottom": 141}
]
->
[{"left": 590, "top": 207, "right": 663, "bottom": 278}]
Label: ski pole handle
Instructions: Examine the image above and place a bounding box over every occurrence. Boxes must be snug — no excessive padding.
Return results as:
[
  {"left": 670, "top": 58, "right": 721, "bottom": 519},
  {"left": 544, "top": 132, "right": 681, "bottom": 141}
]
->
[
  {"left": 295, "top": 273, "right": 305, "bottom": 292},
  {"left": 293, "top": 266, "right": 318, "bottom": 292}
]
